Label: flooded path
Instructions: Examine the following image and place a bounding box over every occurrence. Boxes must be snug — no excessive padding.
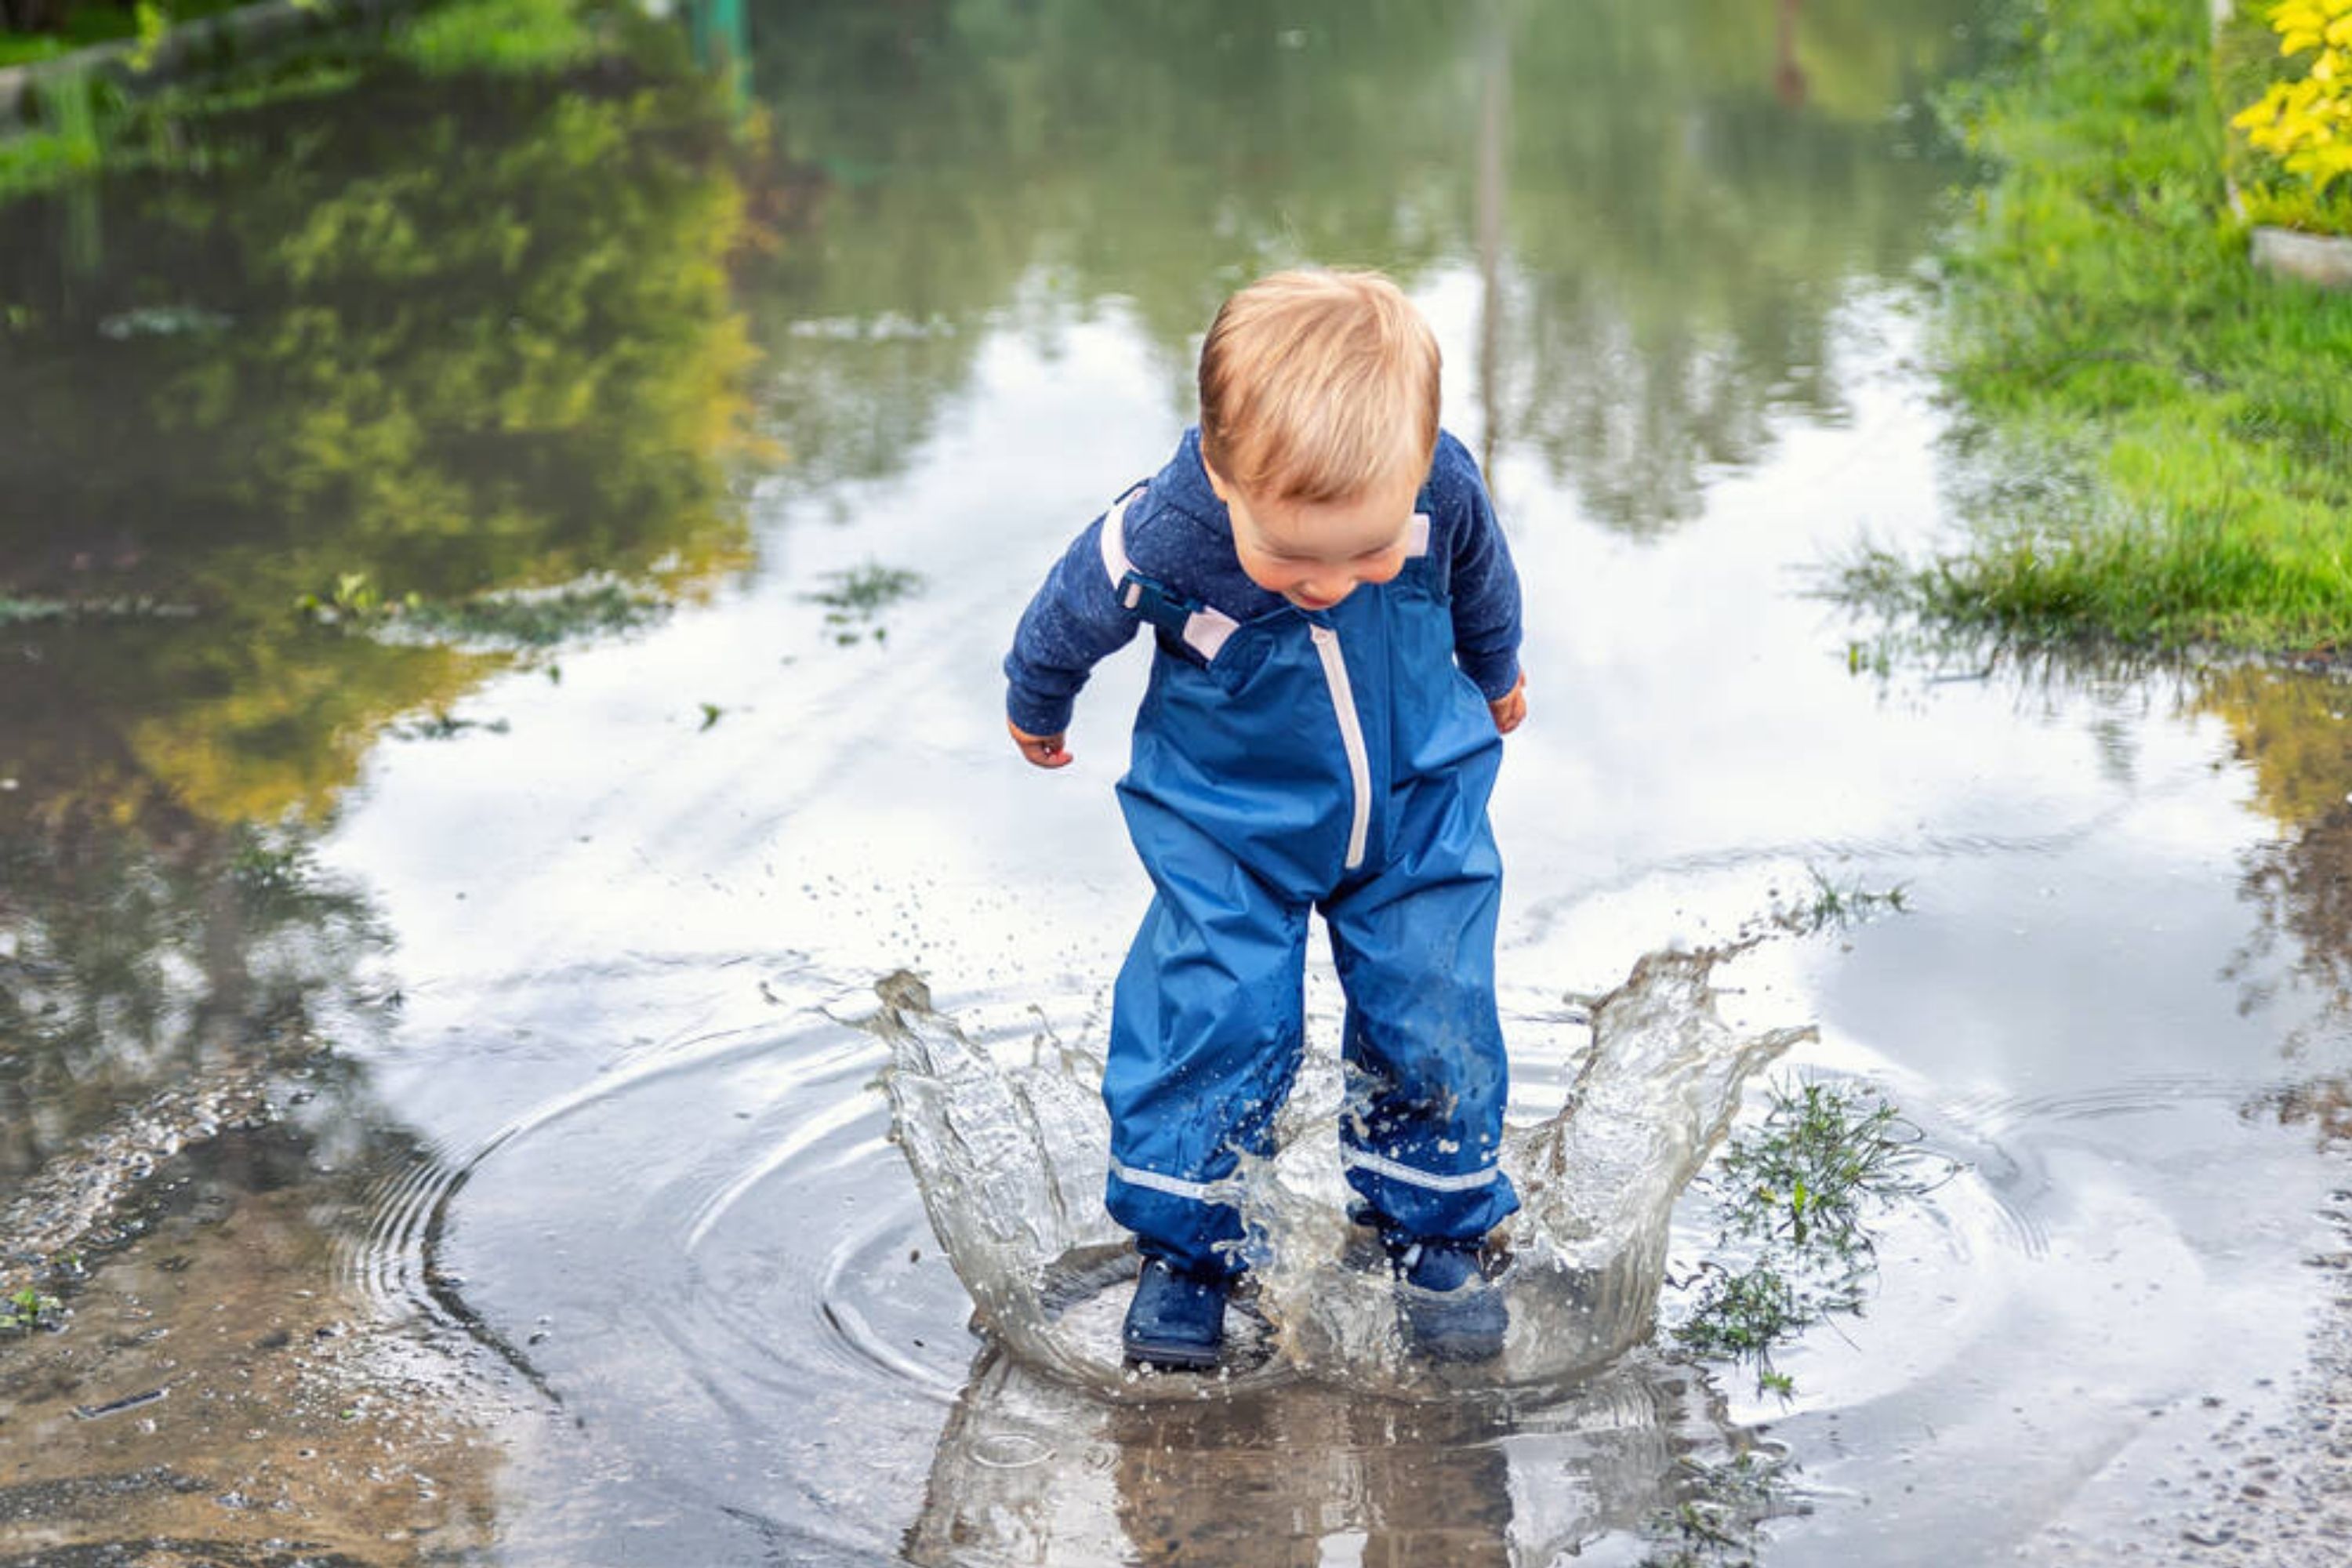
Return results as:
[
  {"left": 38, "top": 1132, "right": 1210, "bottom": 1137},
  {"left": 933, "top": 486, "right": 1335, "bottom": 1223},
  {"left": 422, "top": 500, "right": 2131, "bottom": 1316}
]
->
[{"left": 9, "top": 2, "right": 2352, "bottom": 1563}]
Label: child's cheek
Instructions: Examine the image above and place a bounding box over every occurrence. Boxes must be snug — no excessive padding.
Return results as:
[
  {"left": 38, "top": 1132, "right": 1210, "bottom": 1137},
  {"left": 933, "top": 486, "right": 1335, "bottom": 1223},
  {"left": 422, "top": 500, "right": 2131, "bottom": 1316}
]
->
[{"left": 1237, "top": 551, "right": 1292, "bottom": 597}]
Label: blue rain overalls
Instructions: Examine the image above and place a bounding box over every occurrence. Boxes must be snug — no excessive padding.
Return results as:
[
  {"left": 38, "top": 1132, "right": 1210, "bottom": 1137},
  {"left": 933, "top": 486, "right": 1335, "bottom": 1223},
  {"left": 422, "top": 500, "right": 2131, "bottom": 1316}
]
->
[{"left": 1096, "top": 491, "right": 1521, "bottom": 1279}]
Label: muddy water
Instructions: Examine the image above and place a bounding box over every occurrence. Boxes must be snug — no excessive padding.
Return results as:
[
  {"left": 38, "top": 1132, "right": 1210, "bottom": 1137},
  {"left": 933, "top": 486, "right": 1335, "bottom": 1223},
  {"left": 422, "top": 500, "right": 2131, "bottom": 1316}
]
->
[{"left": 9, "top": 1, "right": 2352, "bottom": 1563}]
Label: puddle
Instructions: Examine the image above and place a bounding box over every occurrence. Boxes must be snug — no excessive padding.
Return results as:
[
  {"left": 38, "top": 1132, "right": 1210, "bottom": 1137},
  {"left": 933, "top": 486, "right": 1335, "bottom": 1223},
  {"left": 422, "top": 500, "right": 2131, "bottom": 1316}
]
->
[{"left": 8, "top": 0, "right": 2352, "bottom": 1563}]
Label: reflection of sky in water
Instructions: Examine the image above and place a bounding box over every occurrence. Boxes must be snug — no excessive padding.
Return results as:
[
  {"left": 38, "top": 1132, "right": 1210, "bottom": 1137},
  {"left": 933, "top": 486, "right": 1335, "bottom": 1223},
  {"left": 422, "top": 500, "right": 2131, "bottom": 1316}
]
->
[
  {"left": 339, "top": 274, "right": 2272, "bottom": 1098},
  {"left": 321, "top": 275, "right": 2346, "bottom": 1563}
]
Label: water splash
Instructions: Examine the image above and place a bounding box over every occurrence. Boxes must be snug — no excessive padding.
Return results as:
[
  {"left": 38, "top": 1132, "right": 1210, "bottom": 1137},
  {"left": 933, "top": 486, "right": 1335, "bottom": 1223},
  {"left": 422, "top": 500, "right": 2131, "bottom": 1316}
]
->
[
  {"left": 874, "top": 946, "right": 1813, "bottom": 1395},
  {"left": 874, "top": 971, "right": 1130, "bottom": 1386}
]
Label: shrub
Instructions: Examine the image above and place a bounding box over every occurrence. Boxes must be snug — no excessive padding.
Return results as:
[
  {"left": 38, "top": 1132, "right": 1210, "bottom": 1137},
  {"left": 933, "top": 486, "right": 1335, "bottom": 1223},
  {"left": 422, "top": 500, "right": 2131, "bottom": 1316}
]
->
[{"left": 2233, "top": 0, "right": 2352, "bottom": 195}]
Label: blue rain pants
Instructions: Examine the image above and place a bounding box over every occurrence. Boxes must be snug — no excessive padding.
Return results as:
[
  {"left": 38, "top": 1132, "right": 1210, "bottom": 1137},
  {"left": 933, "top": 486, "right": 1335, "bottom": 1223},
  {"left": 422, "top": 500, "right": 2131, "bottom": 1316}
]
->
[{"left": 1102, "top": 528, "right": 1520, "bottom": 1280}]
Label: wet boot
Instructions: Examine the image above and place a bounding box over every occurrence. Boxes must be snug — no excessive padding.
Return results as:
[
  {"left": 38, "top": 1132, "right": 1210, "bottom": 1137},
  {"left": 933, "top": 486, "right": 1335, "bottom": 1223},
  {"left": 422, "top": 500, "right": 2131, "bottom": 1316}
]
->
[
  {"left": 1122, "top": 1257, "right": 1229, "bottom": 1370},
  {"left": 1394, "top": 1240, "right": 1507, "bottom": 1362}
]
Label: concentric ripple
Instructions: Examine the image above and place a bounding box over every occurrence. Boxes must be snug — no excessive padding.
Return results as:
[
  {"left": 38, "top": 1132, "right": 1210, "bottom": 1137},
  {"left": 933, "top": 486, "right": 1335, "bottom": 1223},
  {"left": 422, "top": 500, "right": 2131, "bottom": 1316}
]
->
[
  {"left": 338, "top": 953, "right": 2333, "bottom": 1566},
  {"left": 343, "top": 978, "right": 1111, "bottom": 1562}
]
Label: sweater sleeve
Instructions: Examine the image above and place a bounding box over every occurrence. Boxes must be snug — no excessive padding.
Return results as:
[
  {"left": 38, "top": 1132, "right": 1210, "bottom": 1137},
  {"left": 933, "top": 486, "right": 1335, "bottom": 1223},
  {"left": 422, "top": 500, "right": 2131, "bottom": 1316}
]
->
[
  {"left": 1441, "top": 442, "right": 1524, "bottom": 701},
  {"left": 1003, "top": 512, "right": 1142, "bottom": 736}
]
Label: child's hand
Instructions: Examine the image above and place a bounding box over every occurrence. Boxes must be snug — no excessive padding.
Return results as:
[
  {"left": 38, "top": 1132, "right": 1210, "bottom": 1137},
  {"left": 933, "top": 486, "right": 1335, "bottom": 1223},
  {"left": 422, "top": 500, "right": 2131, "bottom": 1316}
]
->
[
  {"left": 1489, "top": 674, "right": 1527, "bottom": 735},
  {"left": 1008, "top": 719, "right": 1073, "bottom": 768}
]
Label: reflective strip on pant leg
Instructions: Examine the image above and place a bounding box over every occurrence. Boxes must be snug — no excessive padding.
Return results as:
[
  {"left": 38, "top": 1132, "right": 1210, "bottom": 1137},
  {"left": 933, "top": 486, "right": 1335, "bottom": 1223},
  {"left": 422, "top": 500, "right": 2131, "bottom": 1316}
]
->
[
  {"left": 1341, "top": 1145, "right": 1501, "bottom": 1194},
  {"left": 1110, "top": 1159, "right": 1226, "bottom": 1204}
]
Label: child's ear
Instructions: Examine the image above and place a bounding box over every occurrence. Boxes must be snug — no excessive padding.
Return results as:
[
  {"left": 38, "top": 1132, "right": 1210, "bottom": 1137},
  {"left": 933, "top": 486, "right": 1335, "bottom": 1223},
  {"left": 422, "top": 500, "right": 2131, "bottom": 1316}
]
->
[{"left": 1201, "top": 459, "right": 1233, "bottom": 506}]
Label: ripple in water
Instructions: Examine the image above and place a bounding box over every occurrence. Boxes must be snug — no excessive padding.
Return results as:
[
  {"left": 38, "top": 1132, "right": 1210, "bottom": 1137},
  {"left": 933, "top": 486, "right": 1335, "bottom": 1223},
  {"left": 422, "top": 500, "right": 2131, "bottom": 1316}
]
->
[
  {"left": 876, "top": 944, "right": 1814, "bottom": 1397},
  {"left": 301, "top": 863, "right": 2350, "bottom": 1568},
  {"left": 337, "top": 946, "right": 2217, "bottom": 1565}
]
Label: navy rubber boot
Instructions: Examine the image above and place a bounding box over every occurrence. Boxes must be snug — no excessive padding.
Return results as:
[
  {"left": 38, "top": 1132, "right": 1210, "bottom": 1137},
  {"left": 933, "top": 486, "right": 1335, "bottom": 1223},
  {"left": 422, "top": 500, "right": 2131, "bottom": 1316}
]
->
[
  {"left": 1395, "top": 1240, "right": 1507, "bottom": 1362},
  {"left": 1122, "top": 1258, "right": 1229, "bottom": 1370}
]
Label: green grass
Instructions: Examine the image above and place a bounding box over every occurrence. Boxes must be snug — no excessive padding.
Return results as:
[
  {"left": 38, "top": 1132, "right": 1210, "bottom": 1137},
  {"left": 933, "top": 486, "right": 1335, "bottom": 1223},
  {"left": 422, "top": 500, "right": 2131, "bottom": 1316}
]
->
[
  {"left": 1637, "top": 1452, "right": 1793, "bottom": 1568},
  {"left": 394, "top": 581, "right": 673, "bottom": 648},
  {"left": 1673, "top": 1077, "right": 1952, "bottom": 1396},
  {"left": 803, "top": 563, "right": 924, "bottom": 645},
  {"left": 390, "top": 0, "right": 599, "bottom": 76},
  {"left": 1768, "top": 869, "right": 1909, "bottom": 938},
  {"left": 0, "top": 34, "right": 73, "bottom": 69},
  {"left": 3, "top": 1286, "right": 64, "bottom": 1333},
  {"left": 1855, "top": 0, "right": 2352, "bottom": 655}
]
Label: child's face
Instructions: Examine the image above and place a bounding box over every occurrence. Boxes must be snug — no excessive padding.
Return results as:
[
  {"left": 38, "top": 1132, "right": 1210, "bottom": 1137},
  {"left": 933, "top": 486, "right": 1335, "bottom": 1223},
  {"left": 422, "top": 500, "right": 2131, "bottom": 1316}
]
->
[{"left": 1208, "top": 465, "right": 1418, "bottom": 612}]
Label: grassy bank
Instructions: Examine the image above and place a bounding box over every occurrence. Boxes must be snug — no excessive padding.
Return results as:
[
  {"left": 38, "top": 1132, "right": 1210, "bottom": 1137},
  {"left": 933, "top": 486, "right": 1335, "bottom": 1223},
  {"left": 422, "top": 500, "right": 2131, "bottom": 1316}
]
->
[{"left": 1853, "top": 0, "right": 2352, "bottom": 654}]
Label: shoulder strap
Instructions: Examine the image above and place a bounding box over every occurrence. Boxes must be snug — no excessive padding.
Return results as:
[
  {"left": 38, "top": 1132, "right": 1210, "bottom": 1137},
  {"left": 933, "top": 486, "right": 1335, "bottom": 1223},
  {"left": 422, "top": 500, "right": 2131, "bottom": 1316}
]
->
[{"left": 1098, "top": 487, "right": 1239, "bottom": 662}]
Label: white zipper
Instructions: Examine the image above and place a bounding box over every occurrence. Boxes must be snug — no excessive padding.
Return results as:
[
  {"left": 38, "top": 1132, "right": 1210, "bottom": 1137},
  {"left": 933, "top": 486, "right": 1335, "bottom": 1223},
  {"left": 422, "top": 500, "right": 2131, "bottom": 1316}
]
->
[{"left": 1309, "top": 624, "right": 1372, "bottom": 870}]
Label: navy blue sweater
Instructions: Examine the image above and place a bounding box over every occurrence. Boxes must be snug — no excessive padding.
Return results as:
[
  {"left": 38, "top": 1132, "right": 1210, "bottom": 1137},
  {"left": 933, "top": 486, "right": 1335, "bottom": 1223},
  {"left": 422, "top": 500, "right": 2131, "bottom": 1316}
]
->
[{"left": 1004, "top": 427, "right": 1523, "bottom": 739}]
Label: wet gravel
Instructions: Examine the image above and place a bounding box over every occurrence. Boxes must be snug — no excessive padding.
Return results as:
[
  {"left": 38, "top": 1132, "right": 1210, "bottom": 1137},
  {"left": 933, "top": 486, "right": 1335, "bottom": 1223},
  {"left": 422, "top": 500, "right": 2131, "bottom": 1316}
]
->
[
  {"left": 2, "top": 1066, "right": 279, "bottom": 1299},
  {"left": 2172, "top": 1194, "right": 2352, "bottom": 1566},
  {"left": 1, "top": 1111, "right": 517, "bottom": 1567}
]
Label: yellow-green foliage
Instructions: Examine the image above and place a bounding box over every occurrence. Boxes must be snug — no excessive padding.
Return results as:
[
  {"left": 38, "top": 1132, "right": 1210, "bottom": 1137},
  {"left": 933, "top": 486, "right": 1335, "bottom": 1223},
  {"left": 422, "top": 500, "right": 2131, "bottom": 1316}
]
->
[
  {"left": 393, "top": 0, "right": 599, "bottom": 77},
  {"left": 2234, "top": 0, "right": 2352, "bottom": 194},
  {"left": 129, "top": 2, "right": 172, "bottom": 74}
]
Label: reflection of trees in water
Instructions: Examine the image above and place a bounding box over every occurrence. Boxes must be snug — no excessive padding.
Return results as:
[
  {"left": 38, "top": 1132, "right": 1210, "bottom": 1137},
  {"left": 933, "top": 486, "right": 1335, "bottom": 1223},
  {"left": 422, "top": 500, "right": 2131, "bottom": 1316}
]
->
[
  {"left": 0, "top": 52, "right": 760, "bottom": 821},
  {"left": 0, "top": 38, "right": 763, "bottom": 1260},
  {"left": 742, "top": 0, "right": 1465, "bottom": 502},
  {"left": 739, "top": 0, "right": 1982, "bottom": 532},
  {"left": 2212, "top": 666, "right": 2352, "bottom": 1568},
  {"left": 2200, "top": 669, "right": 2352, "bottom": 1049},
  {"left": 2, "top": 612, "right": 495, "bottom": 826},
  {"left": 2234, "top": 807, "right": 2352, "bottom": 1041},
  {"left": 1, "top": 63, "right": 757, "bottom": 599},
  {"left": 0, "top": 801, "right": 392, "bottom": 1187},
  {"left": 1493, "top": 0, "right": 1985, "bottom": 530},
  {"left": 2254, "top": 1077, "right": 2352, "bottom": 1148}
]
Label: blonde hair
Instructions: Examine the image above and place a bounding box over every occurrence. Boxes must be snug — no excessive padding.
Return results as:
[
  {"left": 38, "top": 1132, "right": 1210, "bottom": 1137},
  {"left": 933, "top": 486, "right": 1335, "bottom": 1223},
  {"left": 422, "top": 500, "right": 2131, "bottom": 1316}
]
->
[{"left": 1197, "top": 269, "right": 1440, "bottom": 506}]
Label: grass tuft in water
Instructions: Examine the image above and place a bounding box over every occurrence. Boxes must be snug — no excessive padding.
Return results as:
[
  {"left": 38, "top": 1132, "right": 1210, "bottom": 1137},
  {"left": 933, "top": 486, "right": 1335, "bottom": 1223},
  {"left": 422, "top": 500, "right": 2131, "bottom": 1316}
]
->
[
  {"left": 1767, "top": 869, "right": 1908, "bottom": 938},
  {"left": 1637, "top": 1451, "right": 1798, "bottom": 1568},
  {"left": 0, "top": 597, "right": 73, "bottom": 626},
  {"left": 3, "top": 1286, "right": 67, "bottom": 1334},
  {"left": 295, "top": 573, "right": 673, "bottom": 648},
  {"left": 397, "top": 583, "right": 673, "bottom": 648},
  {"left": 1672, "top": 1077, "right": 1954, "bottom": 1396},
  {"left": 389, "top": 711, "right": 511, "bottom": 742},
  {"left": 0, "top": 594, "right": 198, "bottom": 624},
  {"left": 804, "top": 563, "right": 923, "bottom": 646}
]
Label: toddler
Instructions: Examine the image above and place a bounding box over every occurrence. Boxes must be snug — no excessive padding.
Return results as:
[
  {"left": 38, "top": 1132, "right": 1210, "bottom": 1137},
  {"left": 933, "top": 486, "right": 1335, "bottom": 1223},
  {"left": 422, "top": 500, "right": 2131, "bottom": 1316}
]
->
[{"left": 1004, "top": 269, "right": 1527, "bottom": 1367}]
